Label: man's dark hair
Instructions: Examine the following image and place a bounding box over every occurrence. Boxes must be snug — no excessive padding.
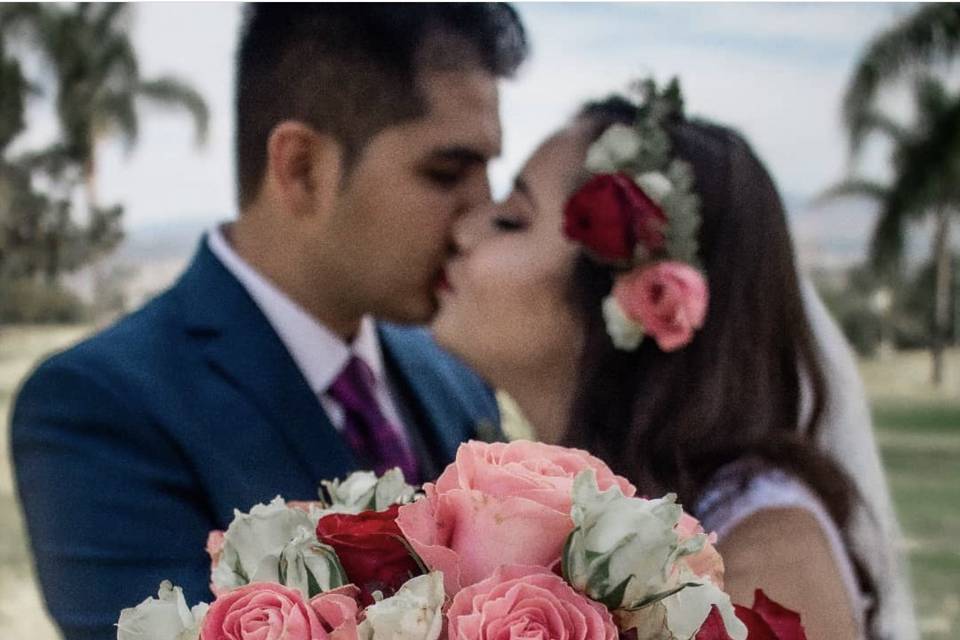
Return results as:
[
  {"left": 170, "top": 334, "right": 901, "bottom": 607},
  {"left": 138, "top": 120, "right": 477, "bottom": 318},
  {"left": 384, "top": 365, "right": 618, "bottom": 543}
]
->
[{"left": 235, "top": 3, "right": 528, "bottom": 207}]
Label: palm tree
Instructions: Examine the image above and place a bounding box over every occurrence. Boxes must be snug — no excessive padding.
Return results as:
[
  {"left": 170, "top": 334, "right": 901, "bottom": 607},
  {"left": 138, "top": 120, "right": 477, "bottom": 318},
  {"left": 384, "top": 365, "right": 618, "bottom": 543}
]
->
[
  {"left": 822, "top": 76, "right": 960, "bottom": 384},
  {"left": 1, "top": 3, "right": 209, "bottom": 210},
  {"left": 843, "top": 3, "right": 960, "bottom": 157},
  {"left": 0, "top": 38, "right": 27, "bottom": 151},
  {"left": 1, "top": 3, "right": 209, "bottom": 286}
]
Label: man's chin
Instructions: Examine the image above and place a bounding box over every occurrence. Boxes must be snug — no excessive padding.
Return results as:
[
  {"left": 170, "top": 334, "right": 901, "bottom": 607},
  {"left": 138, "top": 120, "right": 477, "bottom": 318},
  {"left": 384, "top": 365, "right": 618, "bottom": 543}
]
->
[{"left": 377, "top": 296, "right": 437, "bottom": 327}]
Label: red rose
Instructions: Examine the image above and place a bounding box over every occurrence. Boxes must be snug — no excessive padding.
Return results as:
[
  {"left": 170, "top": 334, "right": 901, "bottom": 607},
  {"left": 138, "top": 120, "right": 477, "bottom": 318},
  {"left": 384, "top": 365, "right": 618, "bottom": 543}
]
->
[
  {"left": 315, "top": 504, "right": 422, "bottom": 606},
  {"left": 563, "top": 172, "right": 667, "bottom": 263},
  {"left": 695, "top": 590, "right": 807, "bottom": 640}
]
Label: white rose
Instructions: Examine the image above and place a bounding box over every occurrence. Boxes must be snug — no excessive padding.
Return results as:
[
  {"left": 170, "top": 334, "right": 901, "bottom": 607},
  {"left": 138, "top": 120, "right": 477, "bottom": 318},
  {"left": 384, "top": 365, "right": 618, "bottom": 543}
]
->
[
  {"left": 564, "top": 470, "right": 683, "bottom": 608},
  {"left": 614, "top": 573, "right": 745, "bottom": 640},
  {"left": 321, "top": 468, "right": 418, "bottom": 515},
  {"left": 585, "top": 123, "right": 642, "bottom": 173},
  {"left": 564, "top": 471, "right": 746, "bottom": 640},
  {"left": 116, "top": 581, "right": 208, "bottom": 640},
  {"left": 602, "top": 295, "right": 645, "bottom": 351},
  {"left": 212, "top": 497, "right": 345, "bottom": 597},
  {"left": 272, "top": 526, "right": 347, "bottom": 597},
  {"left": 661, "top": 574, "right": 745, "bottom": 639},
  {"left": 634, "top": 171, "right": 673, "bottom": 205},
  {"left": 322, "top": 471, "right": 378, "bottom": 511},
  {"left": 373, "top": 467, "right": 418, "bottom": 509},
  {"left": 358, "top": 572, "right": 445, "bottom": 640}
]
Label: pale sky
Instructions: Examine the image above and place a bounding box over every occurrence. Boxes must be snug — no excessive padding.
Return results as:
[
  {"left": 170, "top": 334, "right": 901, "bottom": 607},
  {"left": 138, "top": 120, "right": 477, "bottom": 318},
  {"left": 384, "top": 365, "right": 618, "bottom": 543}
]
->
[{"left": 45, "top": 2, "right": 909, "bottom": 232}]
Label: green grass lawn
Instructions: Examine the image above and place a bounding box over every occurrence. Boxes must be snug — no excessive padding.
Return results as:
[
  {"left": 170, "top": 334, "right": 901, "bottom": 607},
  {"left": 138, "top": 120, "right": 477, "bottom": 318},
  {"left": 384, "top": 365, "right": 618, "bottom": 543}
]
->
[
  {"left": 866, "top": 349, "right": 960, "bottom": 640},
  {"left": 1, "top": 326, "right": 958, "bottom": 639}
]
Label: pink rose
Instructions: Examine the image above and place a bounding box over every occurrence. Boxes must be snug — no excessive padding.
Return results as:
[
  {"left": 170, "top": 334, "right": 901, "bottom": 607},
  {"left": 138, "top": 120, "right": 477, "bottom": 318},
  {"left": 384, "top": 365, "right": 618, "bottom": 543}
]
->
[
  {"left": 397, "top": 440, "right": 635, "bottom": 595},
  {"left": 447, "top": 565, "right": 618, "bottom": 640},
  {"left": 677, "top": 513, "right": 725, "bottom": 589},
  {"left": 310, "top": 586, "right": 361, "bottom": 640},
  {"left": 613, "top": 261, "right": 708, "bottom": 351},
  {"left": 200, "top": 582, "right": 359, "bottom": 640}
]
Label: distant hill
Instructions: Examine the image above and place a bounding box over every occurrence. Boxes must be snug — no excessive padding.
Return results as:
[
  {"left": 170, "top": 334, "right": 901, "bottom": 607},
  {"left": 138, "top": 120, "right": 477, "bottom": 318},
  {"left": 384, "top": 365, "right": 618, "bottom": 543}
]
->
[{"left": 783, "top": 192, "right": 933, "bottom": 272}]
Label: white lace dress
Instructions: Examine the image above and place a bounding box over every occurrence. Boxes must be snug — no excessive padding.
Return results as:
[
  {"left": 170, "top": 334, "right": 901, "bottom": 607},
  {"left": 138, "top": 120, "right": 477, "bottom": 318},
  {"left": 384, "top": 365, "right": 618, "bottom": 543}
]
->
[{"left": 696, "top": 463, "right": 868, "bottom": 637}]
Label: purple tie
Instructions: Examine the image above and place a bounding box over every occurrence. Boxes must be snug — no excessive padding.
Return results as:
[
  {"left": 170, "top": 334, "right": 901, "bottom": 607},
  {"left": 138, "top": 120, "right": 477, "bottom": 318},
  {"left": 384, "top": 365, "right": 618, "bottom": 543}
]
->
[{"left": 328, "top": 355, "right": 420, "bottom": 484}]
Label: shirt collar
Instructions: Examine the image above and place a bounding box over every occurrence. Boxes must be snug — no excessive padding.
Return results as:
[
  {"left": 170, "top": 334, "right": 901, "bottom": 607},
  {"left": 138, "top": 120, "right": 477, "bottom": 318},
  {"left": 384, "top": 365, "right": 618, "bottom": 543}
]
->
[{"left": 207, "top": 223, "right": 386, "bottom": 395}]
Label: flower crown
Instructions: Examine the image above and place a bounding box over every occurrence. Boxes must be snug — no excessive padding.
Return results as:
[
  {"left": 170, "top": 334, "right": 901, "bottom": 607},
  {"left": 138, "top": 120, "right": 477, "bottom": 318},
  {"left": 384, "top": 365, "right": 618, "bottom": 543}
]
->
[{"left": 563, "top": 78, "right": 708, "bottom": 352}]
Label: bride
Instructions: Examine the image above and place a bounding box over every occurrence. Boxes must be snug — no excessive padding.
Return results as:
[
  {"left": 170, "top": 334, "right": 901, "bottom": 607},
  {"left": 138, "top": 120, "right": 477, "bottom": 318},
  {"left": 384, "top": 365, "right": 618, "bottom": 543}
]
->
[{"left": 431, "top": 81, "right": 911, "bottom": 639}]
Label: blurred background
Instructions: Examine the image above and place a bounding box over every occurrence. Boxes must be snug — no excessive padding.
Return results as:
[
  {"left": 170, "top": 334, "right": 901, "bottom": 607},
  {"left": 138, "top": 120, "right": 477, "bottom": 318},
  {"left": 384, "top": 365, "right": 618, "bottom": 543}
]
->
[{"left": 1, "top": 3, "right": 958, "bottom": 638}]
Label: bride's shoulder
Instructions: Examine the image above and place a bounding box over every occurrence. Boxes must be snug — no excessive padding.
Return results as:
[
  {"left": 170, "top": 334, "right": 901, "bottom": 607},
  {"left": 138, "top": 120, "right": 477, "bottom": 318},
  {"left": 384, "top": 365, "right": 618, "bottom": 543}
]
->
[{"left": 695, "top": 459, "right": 830, "bottom": 541}]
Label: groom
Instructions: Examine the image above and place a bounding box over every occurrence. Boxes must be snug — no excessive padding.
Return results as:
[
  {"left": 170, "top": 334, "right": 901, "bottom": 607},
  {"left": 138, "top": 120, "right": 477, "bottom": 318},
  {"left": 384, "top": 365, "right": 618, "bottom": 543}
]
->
[{"left": 11, "top": 6, "right": 527, "bottom": 640}]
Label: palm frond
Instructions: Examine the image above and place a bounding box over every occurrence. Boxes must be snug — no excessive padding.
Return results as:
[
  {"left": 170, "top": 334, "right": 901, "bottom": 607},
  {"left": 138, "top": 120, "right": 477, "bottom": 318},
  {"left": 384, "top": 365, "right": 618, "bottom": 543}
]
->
[
  {"left": 90, "top": 3, "right": 131, "bottom": 44},
  {"left": 0, "top": 3, "right": 43, "bottom": 34},
  {"left": 94, "top": 34, "right": 139, "bottom": 88},
  {"left": 886, "top": 92, "right": 960, "bottom": 217},
  {"left": 843, "top": 4, "right": 960, "bottom": 153},
  {"left": 92, "top": 90, "right": 138, "bottom": 152},
  {"left": 868, "top": 201, "right": 908, "bottom": 273},
  {"left": 137, "top": 76, "right": 210, "bottom": 146},
  {"left": 859, "top": 111, "right": 911, "bottom": 147},
  {"left": 814, "top": 178, "right": 889, "bottom": 207},
  {"left": 914, "top": 75, "right": 952, "bottom": 133},
  {"left": 0, "top": 42, "right": 27, "bottom": 149}
]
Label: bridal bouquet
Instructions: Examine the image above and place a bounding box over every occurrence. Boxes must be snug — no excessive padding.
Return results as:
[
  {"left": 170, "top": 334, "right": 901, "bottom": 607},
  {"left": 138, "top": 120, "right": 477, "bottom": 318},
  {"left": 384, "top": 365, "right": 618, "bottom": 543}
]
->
[{"left": 116, "top": 440, "right": 806, "bottom": 640}]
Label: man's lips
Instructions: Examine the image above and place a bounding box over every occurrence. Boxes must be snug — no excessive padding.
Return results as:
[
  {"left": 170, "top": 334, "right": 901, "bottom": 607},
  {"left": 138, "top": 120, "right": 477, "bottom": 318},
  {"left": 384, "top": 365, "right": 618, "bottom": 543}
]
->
[{"left": 435, "top": 269, "right": 452, "bottom": 293}]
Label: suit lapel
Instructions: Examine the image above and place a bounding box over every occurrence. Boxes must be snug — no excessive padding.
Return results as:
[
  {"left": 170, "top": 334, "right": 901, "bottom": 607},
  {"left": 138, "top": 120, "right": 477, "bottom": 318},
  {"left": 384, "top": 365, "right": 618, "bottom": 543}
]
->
[
  {"left": 175, "top": 240, "right": 356, "bottom": 483},
  {"left": 378, "top": 324, "right": 471, "bottom": 475}
]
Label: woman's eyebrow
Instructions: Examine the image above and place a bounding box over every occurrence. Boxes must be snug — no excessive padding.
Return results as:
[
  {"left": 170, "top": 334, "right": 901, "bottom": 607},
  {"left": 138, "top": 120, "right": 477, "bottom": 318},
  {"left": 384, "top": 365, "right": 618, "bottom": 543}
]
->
[{"left": 513, "top": 175, "right": 538, "bottom": 211}]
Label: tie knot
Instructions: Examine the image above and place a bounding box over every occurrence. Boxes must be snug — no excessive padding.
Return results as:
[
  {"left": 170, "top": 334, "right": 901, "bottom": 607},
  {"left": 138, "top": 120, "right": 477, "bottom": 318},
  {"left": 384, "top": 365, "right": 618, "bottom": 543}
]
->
[{"left": 329, "top": 355, "right": 377, "bottom": 414}]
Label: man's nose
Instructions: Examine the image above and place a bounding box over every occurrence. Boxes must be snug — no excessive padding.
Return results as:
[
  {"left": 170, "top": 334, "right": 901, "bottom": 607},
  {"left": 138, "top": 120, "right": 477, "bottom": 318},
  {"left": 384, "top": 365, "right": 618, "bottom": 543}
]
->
[
  {"left": 452, "top": 203, "right": 495, "bottom": 254},
  {"left": 460, "top": 171, "right": 493, "bottom": 211}
]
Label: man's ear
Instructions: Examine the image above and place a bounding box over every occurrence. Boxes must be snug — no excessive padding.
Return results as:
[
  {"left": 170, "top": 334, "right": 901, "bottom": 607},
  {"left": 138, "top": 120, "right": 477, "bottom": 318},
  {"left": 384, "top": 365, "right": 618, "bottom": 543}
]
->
[{"left": 264, "top": 121, "right": 343, "bottom": 219}]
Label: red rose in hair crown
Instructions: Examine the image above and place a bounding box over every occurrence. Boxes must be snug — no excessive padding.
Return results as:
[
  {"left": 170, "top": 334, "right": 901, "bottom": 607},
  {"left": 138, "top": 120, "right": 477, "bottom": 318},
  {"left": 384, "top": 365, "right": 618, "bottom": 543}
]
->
[
  {"left": 563, "top": 172, "right": 668, "bottom": 262},
  {"left": 563, "top": 82, "right": 708, "bottom": 353}
]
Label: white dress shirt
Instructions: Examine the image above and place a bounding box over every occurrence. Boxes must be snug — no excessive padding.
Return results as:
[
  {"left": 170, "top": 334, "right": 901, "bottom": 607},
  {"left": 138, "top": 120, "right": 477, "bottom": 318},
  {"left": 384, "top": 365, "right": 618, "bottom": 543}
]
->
[{"left": 207, "top": 224, "right": 411, "bottom": 443}]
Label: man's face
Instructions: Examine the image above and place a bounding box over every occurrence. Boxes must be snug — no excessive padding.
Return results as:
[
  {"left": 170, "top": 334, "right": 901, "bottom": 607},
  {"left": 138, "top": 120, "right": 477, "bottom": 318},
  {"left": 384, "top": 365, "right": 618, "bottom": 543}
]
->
[{"left": 325, "top": 69, "right": 501, "bottom": 325}]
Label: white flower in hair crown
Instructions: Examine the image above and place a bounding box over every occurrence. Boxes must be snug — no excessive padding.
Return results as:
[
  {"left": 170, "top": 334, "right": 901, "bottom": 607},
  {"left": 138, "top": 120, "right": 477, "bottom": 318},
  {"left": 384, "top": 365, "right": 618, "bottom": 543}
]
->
[{"left": 563, "top": 79, "right": 709, "bottom": 352}]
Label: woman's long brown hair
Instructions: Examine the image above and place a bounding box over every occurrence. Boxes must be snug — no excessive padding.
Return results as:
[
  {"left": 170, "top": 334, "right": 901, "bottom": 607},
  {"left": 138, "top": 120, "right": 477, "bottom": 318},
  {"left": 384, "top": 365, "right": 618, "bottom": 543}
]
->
[{"left": 563, "top": 97, "right": 879, "bottom": 635}]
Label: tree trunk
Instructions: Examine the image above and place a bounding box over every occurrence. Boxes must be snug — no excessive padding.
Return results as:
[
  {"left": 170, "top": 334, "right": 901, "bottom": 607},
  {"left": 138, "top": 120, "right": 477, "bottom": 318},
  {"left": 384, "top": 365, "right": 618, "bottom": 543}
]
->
[
  {"left": 931, "top": 210, "right": 952, "bottom": 386},
  {"left": 83, "top": 146, "right": 98, "bottom": 212}
]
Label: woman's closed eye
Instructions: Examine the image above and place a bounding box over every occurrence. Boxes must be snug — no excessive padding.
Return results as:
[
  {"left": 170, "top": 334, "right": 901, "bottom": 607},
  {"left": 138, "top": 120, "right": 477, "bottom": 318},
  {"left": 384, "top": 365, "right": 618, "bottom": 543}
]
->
[{"left": 492, "top": 215, "right": 527, "bottom": 232}]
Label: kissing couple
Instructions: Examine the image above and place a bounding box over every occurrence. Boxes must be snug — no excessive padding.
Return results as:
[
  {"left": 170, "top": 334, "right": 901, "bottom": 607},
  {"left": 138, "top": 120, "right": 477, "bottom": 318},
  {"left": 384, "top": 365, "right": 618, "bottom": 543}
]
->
[{"left": 13, "top": 5, "right": 913, "bottom": 640}]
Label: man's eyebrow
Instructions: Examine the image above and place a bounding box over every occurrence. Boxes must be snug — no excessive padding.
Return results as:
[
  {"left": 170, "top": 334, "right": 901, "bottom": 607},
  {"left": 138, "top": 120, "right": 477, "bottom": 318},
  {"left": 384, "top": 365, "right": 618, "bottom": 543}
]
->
[{"left": 427, "top": 146, "right": 492, "bottom": 165}]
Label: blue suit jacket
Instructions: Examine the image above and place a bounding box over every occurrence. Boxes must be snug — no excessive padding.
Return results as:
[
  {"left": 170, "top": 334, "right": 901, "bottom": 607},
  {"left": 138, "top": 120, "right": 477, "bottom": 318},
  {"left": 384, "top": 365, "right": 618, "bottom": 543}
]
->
[{"left": 11, "top": 240, "right": 499, "bottom": 640}]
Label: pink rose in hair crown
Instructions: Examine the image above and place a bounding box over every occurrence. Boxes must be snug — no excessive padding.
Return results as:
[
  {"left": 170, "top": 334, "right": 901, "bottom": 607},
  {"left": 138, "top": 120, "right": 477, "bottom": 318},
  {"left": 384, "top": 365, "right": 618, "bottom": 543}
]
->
[
  {"left": 563, "top": 173, "right": 668, "bottom": 262},
  {"left": 447, "top": 564, "right": 619, "bottom": 640},
  {"left": 396, "top": 440, "right": 635, "bottom": 596},
  {"left": 613, "top": 261, "right": 708, "bottom": 351},
  {"left": 200, "top": 582, "right": 360, "bottom": 640}
]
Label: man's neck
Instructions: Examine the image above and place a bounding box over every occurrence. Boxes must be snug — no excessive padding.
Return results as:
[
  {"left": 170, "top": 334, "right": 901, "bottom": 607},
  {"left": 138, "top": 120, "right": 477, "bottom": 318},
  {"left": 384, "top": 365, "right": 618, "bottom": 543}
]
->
[{"left": 226, "top": 218, "right": 362, "bottom": 341}]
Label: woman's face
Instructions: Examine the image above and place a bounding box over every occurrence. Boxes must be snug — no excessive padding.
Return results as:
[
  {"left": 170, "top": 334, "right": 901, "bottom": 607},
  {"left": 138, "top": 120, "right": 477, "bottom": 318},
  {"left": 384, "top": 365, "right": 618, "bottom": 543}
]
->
[{"left": 432, "top": 122, "right": 591, "bottom": 385}]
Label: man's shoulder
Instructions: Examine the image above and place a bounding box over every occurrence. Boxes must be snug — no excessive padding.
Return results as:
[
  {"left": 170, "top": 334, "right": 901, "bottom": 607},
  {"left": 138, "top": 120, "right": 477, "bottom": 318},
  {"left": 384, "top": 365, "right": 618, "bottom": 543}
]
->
[
  {"left": 18, "top": 289, "right": 186, "bottom": 408},
  {"left": 379, "top": 323, "right": 476, "bottom": 378},
  {"left": 378, "top": 322, "right": 497, "bottom": 416}
]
